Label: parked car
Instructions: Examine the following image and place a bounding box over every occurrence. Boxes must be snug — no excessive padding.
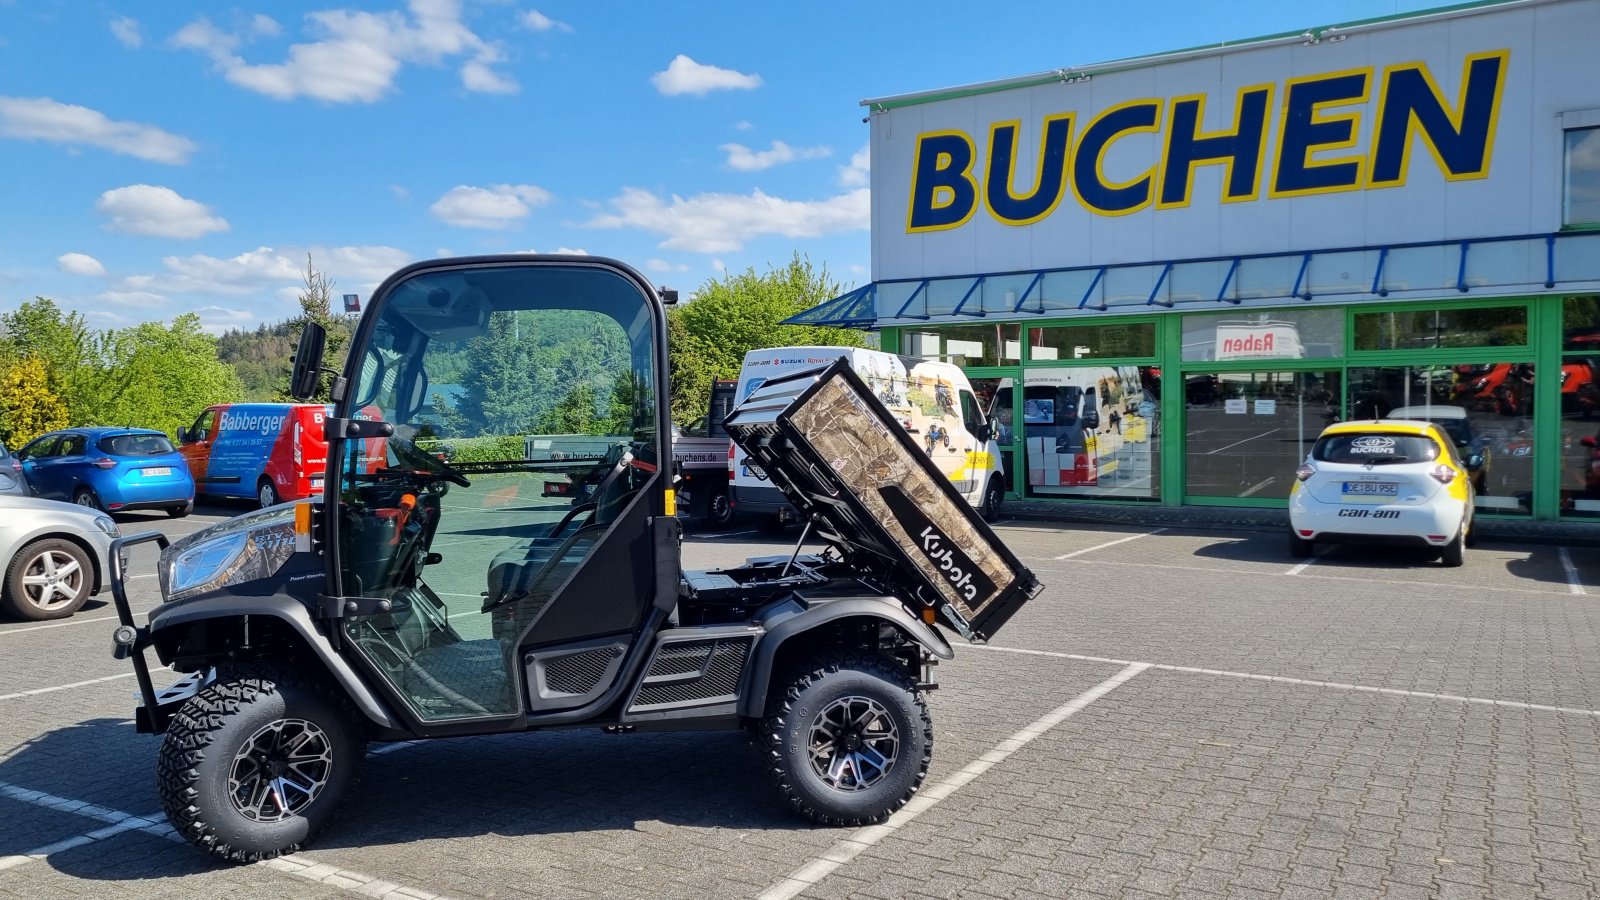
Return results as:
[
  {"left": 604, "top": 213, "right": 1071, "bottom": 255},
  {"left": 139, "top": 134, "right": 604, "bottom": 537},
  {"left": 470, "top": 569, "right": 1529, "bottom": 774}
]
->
[
  {"left": 19, "top": 428, "right": 195, "bottom": 517},
  {"left": 1289, "top": 419, "right": 1475, "bottom": 567},
  {"left": 0, "top": 441, "right": 28, "bottom": 496},
  {"left": 0, "top": 495, "right": 117, "bottom": 620}
]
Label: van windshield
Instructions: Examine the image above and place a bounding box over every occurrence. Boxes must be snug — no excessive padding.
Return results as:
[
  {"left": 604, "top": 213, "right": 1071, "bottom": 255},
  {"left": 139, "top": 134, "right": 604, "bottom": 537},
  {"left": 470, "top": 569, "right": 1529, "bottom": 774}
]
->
[{"left": 99, "top": 434, "right": 176, "bottom": 456}]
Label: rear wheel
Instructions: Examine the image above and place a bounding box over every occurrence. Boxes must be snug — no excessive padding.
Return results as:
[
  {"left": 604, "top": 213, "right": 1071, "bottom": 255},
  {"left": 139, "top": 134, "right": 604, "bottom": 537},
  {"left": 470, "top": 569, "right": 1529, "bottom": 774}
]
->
[
  {"left": 760, "top": 653, "right": 932, "bottom": 827},
  {"left": 1288, "top": 533, "right": 1314, "bottom": 559},
  {"left": 257, "top": 479, "right": 278, "bottom": 510},
  {"left": 703, "top": 486, "right": 735, "bottom": 530},
  {"left": 1439, "top": 526, "right": 1466, "bottom": 567},
  {"left": 159, "top": 670, "right": 363, "bottom": 862},
  {"left": 2, "top": 538, "right": 93, "bottom": 621},
  {"left": 168, "top": 500, "right": 194, "bottom": 519},
  {"left": 73, "top": 488, "right": 101, "bottom": 512},
  {"left": 980, "top": 477, "right": 1004, "bottom": 523}
]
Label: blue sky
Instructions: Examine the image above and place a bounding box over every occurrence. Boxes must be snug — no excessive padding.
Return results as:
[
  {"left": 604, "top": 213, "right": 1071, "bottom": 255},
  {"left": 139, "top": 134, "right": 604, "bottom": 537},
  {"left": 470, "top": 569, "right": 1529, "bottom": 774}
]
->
[{"left": 0, "top": 0, "right": 1448, "bottom": 335}]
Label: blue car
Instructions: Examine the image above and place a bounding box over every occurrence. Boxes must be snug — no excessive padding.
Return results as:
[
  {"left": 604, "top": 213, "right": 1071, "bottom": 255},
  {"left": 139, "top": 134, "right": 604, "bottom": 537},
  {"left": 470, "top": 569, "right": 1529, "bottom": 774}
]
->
[{"left": 18, "top": 427, "right": 195, "bottom": 517}]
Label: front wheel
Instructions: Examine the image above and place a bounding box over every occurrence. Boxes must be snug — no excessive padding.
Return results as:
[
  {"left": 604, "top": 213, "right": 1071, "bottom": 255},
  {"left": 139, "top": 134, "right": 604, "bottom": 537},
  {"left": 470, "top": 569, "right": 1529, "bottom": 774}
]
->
[
  {"left": 159, "top": 671, "right": 364, "bottom": 862},
  {"left": 760, "top": 654, "right": 932, "bottom": 827},
  {"left": 980, "top": 477, "right": 1004, "bottom": 523},
  {"left": 2, "top": 538, "right": 93, "bottom": 621}
]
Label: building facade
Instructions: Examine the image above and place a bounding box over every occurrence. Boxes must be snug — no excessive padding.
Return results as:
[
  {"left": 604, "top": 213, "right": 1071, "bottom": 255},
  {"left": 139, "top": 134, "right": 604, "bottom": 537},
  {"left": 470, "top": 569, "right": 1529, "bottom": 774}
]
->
[{"left": 791, "top": 0, "right": 1600, "bottom": 522}]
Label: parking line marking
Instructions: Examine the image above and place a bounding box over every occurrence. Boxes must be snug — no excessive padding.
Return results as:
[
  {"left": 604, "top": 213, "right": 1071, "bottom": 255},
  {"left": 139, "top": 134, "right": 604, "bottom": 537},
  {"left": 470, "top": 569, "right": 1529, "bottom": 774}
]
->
[
  {"left": 757, "top": 662, "right": 1149, "bottom": 900},
  {"left": 1054, "top": 528, "right": 1166, "bottom": 560},
  {"left": 1286, "top": 546, "right": 1328, "bottom": 576},
  {"left": 0, "top": 605, "right": 163, "bottom": 636},
  {"left": 1206, "top": 428, "right": 1278, "bottom": 455},
  {"left": 0, "top": 672, "right": 135, "bottom": 702},
  {"left": 1030, "top": 556, "right": 1576, "bottom": 599},
  {"left": 0, "top": 779, "right": 452, "bottom": 897},
  {"left": 966, "top": 644, "right": 1600, "bottom": 718},
  {"left": 1558, "top": 547, "right": 1587, "bottom": 595}
]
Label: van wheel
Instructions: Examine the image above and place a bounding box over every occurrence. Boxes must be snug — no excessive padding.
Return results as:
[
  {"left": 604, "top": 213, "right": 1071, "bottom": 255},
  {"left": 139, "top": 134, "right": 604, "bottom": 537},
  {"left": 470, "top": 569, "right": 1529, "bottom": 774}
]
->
[
  {"left": 704, "top": 487, "right": 735, "bottom": 530},
  {"left": 1288, "top": 533, "right": 1314, "bottom": 558},
  {"left": 257, "top": 480, "right": 278, "bottom": 510},
  {"left": 981, "top": 478, "right": 1004, "bottom": 523},
  {"left": 159, "top": 669, "right": 364, "bottom": 862},
  {"left": 1439, "top": 527, "right": 1466, "bottom": 568},
  {"left": 760, "top": 653, "right": 932, "bottom": 827}
]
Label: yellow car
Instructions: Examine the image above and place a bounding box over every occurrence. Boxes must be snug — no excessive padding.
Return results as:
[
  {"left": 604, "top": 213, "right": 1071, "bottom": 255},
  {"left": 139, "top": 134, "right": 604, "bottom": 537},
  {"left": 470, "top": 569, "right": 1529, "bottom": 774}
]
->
[{"left": 1288, "top": 419, "right": 1475, "bottom": 567}]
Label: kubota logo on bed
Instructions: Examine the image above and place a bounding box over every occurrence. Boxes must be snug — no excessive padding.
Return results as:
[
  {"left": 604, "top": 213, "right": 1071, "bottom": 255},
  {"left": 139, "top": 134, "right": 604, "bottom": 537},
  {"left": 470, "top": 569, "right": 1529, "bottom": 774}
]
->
[{"left": 879, "top": 485, "right": 996, "bottom": 606}]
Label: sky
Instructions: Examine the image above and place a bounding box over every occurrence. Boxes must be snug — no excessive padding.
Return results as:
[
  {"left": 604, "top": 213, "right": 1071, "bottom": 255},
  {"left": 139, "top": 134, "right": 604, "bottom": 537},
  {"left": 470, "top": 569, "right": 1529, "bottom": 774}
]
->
[{"left": 0, "top": 0, "right": 1452, "bottom": 335}]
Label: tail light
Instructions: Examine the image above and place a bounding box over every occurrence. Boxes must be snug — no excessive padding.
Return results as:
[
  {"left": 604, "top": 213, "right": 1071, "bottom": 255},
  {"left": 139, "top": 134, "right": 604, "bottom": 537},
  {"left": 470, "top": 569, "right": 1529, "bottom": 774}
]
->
[
  {"left": 1429, "top": 464, "right": 1455, "bottom": 484},
  {"left": 9, "top": 459, "right": 20, "bottom": 473},
  {"left": 91, "top": 457, "right": 117, "bottom": 470},
  {"left": 1295, "top": 464, "right": 1315, "bottom": 482},
  {"left": 293, "top": 420, "right": 303, "bottom": 466},
  {"left": 727, "top": 442, "right": 736, "bottom": 479}
]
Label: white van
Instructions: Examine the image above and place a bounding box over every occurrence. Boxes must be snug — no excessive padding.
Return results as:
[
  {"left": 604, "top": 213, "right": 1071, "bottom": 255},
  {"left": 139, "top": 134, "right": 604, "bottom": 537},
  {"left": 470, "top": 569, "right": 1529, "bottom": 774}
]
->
[{"left": 730, "top": 346, "right": 1005, "bottom": 531}]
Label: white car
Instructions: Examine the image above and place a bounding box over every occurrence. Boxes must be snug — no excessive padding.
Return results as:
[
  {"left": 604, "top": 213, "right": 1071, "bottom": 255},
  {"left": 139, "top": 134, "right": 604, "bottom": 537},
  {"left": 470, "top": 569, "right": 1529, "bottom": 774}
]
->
[
  {"left": 0, "top": 496, "right": 118, "bottom": 620},
  {"left": 1288, "top": 419, "right": 1475, "bottom": 567}
]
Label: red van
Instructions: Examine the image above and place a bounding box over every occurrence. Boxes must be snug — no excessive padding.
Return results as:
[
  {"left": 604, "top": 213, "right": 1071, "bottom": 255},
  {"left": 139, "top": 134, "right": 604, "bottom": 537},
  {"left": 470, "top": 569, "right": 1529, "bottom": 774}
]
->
[{"left": 177, "top": 403, "right": 331, "bottom": 508}]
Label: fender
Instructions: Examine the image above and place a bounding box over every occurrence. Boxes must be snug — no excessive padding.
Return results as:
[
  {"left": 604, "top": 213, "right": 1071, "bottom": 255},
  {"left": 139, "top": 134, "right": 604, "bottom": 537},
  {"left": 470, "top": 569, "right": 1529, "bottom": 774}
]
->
[
  {"left": 738, "top": 595, "right": 955, "bottom": 719},
  {"left": 144, "top": 592, "right": 404, "bottom": 731}
]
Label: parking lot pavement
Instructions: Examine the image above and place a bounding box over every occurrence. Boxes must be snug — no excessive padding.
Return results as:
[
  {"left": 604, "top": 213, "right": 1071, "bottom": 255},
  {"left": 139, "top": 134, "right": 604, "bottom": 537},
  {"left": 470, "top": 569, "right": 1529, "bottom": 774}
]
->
[{"left": 0, "top": 508, "right": 1597, "bottom": 899}]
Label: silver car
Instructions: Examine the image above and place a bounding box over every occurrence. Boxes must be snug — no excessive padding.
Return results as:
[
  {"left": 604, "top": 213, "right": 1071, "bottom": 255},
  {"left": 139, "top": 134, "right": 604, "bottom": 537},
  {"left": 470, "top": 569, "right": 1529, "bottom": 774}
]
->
[
  {"left": 0, "top": 441, "right": 28, "bottom": 496},
  {"left": 0, "top": 496, "right": 118, "bottom": 621}
]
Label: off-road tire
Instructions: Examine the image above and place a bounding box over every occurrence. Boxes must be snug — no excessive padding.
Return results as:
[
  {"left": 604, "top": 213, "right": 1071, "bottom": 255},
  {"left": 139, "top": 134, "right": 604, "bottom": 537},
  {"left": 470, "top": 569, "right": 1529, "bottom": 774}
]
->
[
  {"left": 704, "top": 487, "right": 735, "bottom": 531},
  {"left": 1, "top": 538, "right": 93, "bottom": 621},
  {"left": 1288, "top": 533, "right": 1314, "bottom": 559},
  {"left": 981, "top": 477, "right": 1004, "bottom": 523},
  {"left": 1439, "top": 526, "right": 1466, "bottom": 568},
  {"left": 760, "top": 653, "right": 932, "bottom": 827},
  {"left": 158, "top": 670, "right": 364, "bottom": 862},
  {"left": 257, "top": 479, "right": 279, "bottom": 510}
]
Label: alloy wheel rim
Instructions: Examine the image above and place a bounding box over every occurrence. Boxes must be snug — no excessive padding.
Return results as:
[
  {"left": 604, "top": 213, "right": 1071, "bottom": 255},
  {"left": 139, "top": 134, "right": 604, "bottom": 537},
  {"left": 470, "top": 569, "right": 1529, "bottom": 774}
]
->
[
  {"left": 75, "top": 493, "right": 96, "bottom": 508},
  {"left": 228, "top": 718, "right": 333, "bottom": 822},
  {"left": 21, "top": 550, "right": 85, "bottom": 610},
  {"left": 260, "top": 485, "right": 274, "bottom": 507},
  {"left": 807, "top": 695, "right": 899, "bottom": 792}
]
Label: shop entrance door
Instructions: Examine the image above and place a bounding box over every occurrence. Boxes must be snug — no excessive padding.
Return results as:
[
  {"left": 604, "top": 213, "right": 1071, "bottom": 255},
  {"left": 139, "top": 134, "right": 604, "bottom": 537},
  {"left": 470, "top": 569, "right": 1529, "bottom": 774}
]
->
[{"left": 968, "top": 374, "right": 1019, "bottom": 496}]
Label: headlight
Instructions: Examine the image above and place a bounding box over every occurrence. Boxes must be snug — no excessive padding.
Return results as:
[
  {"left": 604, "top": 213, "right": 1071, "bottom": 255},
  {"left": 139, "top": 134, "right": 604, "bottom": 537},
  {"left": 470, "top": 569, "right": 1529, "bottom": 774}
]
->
[
  {"left": 169, "top": 532, "right": 250, "bottom": 595},
  {"left": 92, "top": 516, "right": 118, "bottom": 536}
]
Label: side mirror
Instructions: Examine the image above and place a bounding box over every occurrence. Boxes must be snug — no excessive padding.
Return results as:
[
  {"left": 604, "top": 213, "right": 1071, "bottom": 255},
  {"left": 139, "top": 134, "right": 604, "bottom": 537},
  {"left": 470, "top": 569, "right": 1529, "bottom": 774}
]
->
[
  {"left": 175, "top": 426, "right": 190, "bottom": 443},
  {"left": 290, "top": 322, "right": 328, "bottom": 400},
  {"left": 975, "top": 423, "right": 993, "bottom": 443},
  {"left": 1467, "top": 454, "right": 1485, "bottom": 469}
]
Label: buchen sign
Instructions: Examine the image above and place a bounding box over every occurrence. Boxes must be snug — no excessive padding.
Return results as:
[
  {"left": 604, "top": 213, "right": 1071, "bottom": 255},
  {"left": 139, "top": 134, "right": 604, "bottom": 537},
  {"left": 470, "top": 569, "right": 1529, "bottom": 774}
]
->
[{"left": 907, "top": 51, "right": 1507, "bottom": 230}]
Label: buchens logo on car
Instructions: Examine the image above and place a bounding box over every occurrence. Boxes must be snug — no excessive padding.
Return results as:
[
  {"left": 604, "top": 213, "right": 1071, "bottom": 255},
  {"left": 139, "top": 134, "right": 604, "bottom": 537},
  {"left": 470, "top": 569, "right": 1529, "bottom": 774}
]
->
[{"left": 1352, "top": 436, "right": 1398, "bottom": 454}]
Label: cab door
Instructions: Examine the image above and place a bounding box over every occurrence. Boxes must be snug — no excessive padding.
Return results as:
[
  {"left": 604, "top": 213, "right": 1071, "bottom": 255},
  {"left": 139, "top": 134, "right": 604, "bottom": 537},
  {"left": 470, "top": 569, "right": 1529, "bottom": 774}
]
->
[
  {"left": 957, "top": 388, "right": 997, "bottom": 503},
  {"left": 325, "top": 258, "right": 673, "bottom": 727},
  {"left": 179, "top": 408, "right": 218, "bottom": 487},
  {"left": 17, "top": 435, "right": 63, "bottom": 498}
]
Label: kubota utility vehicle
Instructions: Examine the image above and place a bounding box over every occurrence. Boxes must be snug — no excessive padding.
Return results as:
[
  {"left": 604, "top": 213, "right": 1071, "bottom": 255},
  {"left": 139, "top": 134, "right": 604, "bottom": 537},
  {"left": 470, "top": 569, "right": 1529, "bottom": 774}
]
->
[{"left": 109, "top": 255, "right": 1040, "bottom": 861}]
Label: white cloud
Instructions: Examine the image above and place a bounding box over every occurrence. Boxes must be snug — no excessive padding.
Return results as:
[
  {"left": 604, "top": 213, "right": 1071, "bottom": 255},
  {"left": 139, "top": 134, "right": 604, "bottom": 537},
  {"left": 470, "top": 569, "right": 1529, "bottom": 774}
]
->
[
  {"left": 552, "top": 247, "right": 588, "bottom": 255},
  {"left": 95, "top": 185, "right": 229, "bottom": 238},
  {"left": 57, "top": 252, "right": 106, "bottom": 277},
  {"left": 110, "top": 16, "right": 142, "bottom": 49},
  {"left": 839, "top": 144, "right": 870, "bottom": 187},
  {"left": 721, "top": 140, "right": 830, "bottom": 172},
  {"left": 115, "top": 244, "right": 409, "bottom": 297},
  {"left": 587, "top": 187, "right": 869, "bottom": 254},
  {"left": 97, "top": 290, "right": 166, "bottom": 307},
  {"left": 734, "top": 120, "right": 752, "bottom": 131},
  {"left": 171, "top": 2, "right": 517, "bottom": 103},
  {"left": 389, "top": 184, "right": 411, "bottom": 201},
  {"left": 250, "top": 14, "right": 282, "bottom": 37},
  {"left": 520, "top": 9, "right": 572, "bottom": 32},
  {"left": 710, "top": 259, "right": 726, "bottom": 273},
  {"left": 646, "top": 259, "right": 689, "bottom": 273},
  {"left": 0, "top": 96, "right": 195, "bottom": 164},
  {"left": 429, "top": 183, "right": 552, "bottom": 229},
  {"left": 651, "top": 55, "right": 761, "bottom": 97}
]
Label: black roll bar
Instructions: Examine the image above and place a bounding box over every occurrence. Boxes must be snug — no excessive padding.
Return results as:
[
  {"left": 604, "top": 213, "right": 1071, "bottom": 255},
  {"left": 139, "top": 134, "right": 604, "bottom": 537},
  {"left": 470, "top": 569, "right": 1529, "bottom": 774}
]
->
[{"left": 109, "top": 531, "right": 171, "bottom": 729}]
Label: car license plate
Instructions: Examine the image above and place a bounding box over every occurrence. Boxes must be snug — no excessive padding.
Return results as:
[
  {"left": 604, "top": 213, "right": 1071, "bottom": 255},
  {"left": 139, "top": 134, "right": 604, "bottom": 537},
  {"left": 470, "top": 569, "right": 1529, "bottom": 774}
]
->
[
  {"left": 143, "top": 467, "right": 172, "bottom": 476},
  {"left": 1341, "top": 481, "right": 1397, "bottom": 495}
]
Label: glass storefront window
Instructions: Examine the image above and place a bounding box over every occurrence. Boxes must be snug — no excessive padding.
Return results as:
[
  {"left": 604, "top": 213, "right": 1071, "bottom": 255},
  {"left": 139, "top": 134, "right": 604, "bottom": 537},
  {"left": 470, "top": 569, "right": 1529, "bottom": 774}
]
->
[
  {"left": 1002, "top": 366, "right": 1160, "bottom": 500},
  {"left": 1181, "top": 309, "right": 1343, "bottom": 361},
  {"left": 901, "top": 324, "right": 1021, "bottom": 367},
  {"left": 1026, "top": 322, "right": 1155, "bottom": 361},
  {"left": 1565, "top": 126, "right": 1600, "bottom": 228},
  {"left": 1561, "top": 349, "right": 1600, "bottom": 517},
  {"left": 1563, "top": 295, "right": 1600, "bottom": 351},
  {"left": 1184, "top": 371, "right": 1341, "bottom": 501},
  {"left": 1351, "top": 305, "right": 1527, "bottom": 351},
  {"left": 1347, "top": 363, "right": 1534, "bottom": 514}
]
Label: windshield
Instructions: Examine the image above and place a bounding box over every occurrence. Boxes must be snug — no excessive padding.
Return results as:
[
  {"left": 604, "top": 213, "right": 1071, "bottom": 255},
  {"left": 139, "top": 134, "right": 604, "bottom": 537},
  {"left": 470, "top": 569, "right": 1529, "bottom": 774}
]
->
[
  {"left": 98, "top": 433, "right": 176, "bottom": 456},
  {"left": 1312, "top": 433, "right": 1439, "bottom": 465}
]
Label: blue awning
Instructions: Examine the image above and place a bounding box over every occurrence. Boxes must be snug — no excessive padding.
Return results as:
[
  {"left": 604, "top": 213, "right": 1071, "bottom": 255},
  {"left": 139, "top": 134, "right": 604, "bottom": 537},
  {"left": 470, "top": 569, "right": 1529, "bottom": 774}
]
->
[{"left": 785, "top": 231, "right": 1600, "bottom": 328}]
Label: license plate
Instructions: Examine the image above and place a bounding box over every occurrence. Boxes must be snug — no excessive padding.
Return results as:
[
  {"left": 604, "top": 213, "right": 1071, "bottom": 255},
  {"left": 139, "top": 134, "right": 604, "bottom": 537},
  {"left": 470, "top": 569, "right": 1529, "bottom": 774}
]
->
[
  {"left": 143, "top": 467, "right": 172, "bottom": 476},
  {"left": 311, "top": 477, "right": 324, "bottom": 488},
  {"left": 1341, "top": 481, "right": 1397, "bottom": 495}
]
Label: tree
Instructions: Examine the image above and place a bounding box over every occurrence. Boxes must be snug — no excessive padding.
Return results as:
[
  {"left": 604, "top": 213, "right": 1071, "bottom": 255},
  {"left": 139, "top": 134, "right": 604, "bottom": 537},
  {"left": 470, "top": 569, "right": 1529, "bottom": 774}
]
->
[
  {"left": 283, "top": 254, "right": 356, "bottom": 401},
  {"left": 667, "top": 254, "right": 867, "bottom": 423},
  {"left": 0, "top": 298, "right": 102, "bottom": 416},
  {"left": 89, "top": 314, "right": 244, "bottom": 436},
  {"left": 0, "top": 356, "right": 68, "bottom": 445}
]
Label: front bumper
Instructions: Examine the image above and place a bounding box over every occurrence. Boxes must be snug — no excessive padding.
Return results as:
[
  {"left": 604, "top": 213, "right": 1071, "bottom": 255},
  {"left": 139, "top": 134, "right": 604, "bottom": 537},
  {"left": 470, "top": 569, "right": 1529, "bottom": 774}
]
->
[{"left": 107, "top": 531, "right": 174, "bottom": 731}]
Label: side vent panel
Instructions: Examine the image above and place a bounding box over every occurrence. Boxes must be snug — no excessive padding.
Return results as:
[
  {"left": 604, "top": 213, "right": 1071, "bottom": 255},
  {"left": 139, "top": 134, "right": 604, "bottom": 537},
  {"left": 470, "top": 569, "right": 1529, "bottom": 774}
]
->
[
  {"left": 625, "top": 632, "right": 757, "bottom": 717},
  {"left": 525, "top": 639, "right": 627, "bottom": 712}
]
